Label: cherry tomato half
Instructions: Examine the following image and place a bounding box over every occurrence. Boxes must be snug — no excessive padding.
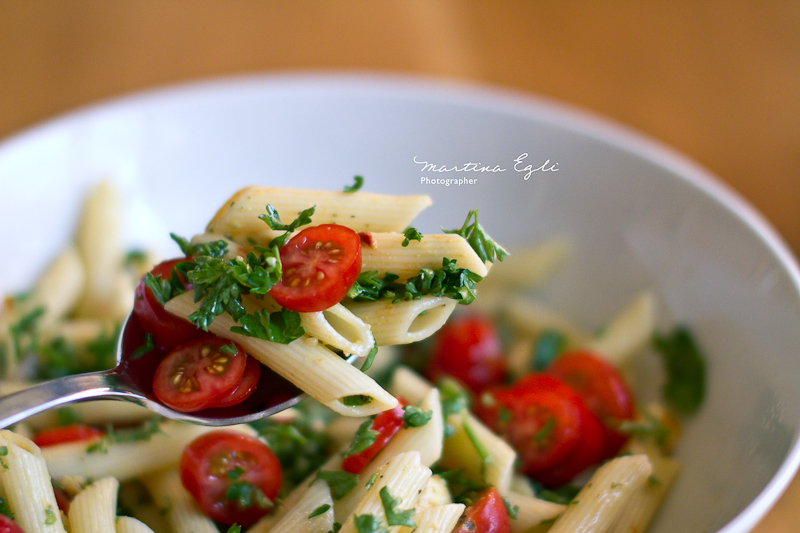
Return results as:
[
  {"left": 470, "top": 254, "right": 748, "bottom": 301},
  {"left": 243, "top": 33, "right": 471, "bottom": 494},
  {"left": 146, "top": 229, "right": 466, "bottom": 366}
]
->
[
  {"left": 153, "top": 336, "right": 247, "bottom": 413},
  {"left": 0, "top": 515, "right": 25, "bottom": 533},
  {"left": 513, "top": 374, "right": 606, "bottom": 486},
  {"left": 452, "top": 487, "right": 510, "bottom": 533},
  {"left": 270, "top": 224, "right": 362, "bottom": 312},
  {"left": 476, "top": 382, "right": 581, "bottom": 474},
  {"left": 342, "top": 398, "right": 408, "bottom": 474},
  {"left": 545, "top": 350, "right": 635, "bottom": 457},
  {"left": 32, "top": 424, "right": 105, "bottom": 448},
  {"left": 133, "top": 257, "right": 203, "bottom": 350},
  {"left": 425, "top": 314, "right": 506, "bottom": 394},
  {"left": 211, "top": 354, "right": 262, "bottom": 409},
  {"left": 180, "top": 431, "right": 282, "bottom": 527}
]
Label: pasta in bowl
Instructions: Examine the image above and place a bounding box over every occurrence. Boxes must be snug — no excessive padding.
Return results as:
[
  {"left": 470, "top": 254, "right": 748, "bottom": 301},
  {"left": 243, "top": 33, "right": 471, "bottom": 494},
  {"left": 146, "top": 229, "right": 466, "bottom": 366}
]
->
[{"left": 0, "top": 180, "right": 697, "bottom": 533}]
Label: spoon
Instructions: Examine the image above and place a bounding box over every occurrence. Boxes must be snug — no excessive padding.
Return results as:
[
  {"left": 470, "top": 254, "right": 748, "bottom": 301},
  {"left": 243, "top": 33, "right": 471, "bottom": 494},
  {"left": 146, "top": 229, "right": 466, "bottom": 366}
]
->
[{"left": 0, "top": 311, "right": 334, "bottom": 429}]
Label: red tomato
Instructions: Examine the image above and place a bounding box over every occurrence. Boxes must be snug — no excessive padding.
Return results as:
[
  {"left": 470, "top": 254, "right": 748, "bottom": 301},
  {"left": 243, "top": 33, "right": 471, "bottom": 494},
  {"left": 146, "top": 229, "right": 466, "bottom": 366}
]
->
[
  {"left": 0, "top": 515, "right": 24, "bottom": 533},
  {"left": 342, "top": 398, "right": 408, "bottom": 474},
  {"left": 452, "top": 487, "right": 510, "bottom": 533},
  {"left": 32, "top": 424, "right": 104, "bottom": 448},
  {"left": 546, "top": 351, "right": 635, "bottom": 456},
  {"left": 476, "top": 383, "right": 581, "bottom": 474},
  {"left": 425, "top": 314, "right": 506, "bottom": 394},
  {"left": 513, "top": 375, "right": 607, "bottom": 486},
  {"left": 133, "top": 257, "right": 203, "bottom": 349},
  {"left": 270, "top": 224, "right": 362, "bottom": 312},
  {"left": 211, "top": 355, "right": 262, "bottom": 408},
  {"left": 180, "top": 431, "right": 282, "bottom": 527},
  {"left": 153, "top": 336, "right": 247, "bottom": 413}
]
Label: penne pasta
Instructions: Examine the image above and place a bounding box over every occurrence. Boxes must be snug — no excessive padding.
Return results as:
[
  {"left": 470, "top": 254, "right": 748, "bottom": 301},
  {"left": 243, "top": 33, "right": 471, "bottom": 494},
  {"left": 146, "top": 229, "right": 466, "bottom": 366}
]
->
[
  {"left": 142, "top": 469, "right": 218, "bottom": 533},
  {"left": 581, "top": 290, "right": 657, "bottom": 366},
  {"left": 300, "top": 303, "right": 375, "bottom": 358},
  {"left": 345, "top": 296, "right": 456, "bottom": 346},
  {"left": 67, "top": 477, "right": 119, "bottom": 533},
  {"left": 206, "top": 186, "right": 432, "bottom": 245}
]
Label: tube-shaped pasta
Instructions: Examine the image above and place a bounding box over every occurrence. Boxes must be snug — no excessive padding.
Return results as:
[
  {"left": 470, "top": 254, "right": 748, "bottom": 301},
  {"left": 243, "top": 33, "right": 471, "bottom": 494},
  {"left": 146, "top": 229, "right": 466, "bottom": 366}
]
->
[
  {"left": 266, "top": 479, "right": 335, "bottom": 533},
  {"left": 504, "top": 492, "right": 566, "bottom": 533},
  {"left": 205, "top": 186, "right": 432, "bottom": 245},
  {"left": 581, "top": 291, "right": 656, "bottom": 366},
  {"left": 115, "top": 516, "right": 155, "bottom": 533},
  {"left": 142, "top": 469, "right": 217, "bottom": 533},
  {"left": 300, "top": 303, "right": 375, "bottom": 358},
  {"left": 164, "top": 291, "right": 397, "bottom": 416},
  {"left": 360, "top": 232, "right": 489, "bottom": 280},
  {"left": 67, "top": 477, "right": 119, "bottom": 533},
  {"left": 0, "top": 430, "right": 66, "bottom": 533},
  {"left": 345, "top": 296, "right": 456, "bottom": 346},
  {"left": 547, "top": 454, "right": 653, "bottom": 533}
]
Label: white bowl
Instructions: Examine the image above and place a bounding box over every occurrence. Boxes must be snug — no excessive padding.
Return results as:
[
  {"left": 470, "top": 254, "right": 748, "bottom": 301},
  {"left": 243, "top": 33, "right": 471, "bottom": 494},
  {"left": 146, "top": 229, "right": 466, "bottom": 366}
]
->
[{"left": 1, "top": 73, "right": 799, "bottom": 533}]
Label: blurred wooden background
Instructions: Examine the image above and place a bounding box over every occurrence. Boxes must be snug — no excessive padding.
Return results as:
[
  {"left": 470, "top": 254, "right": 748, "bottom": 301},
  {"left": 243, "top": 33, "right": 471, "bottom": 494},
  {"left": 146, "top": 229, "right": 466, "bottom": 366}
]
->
[{"left": 1, "top": 2, "right": 798, "bottom": 531}]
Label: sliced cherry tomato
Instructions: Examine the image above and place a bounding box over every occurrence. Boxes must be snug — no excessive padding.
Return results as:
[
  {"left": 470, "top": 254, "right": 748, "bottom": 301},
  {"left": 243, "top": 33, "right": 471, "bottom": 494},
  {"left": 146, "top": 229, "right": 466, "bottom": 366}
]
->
[
  {"left": 545, "top": 350, "right": 635, "bottom": 457},
  {"left": 476, "top": 382, "right": 581, "bottom": 474},
  {"left": 211, "top": 355, "right": 262, "bottom": 408},
  {"left": 180, "top": 431, "right": 282, "bottom": 527},
  {"left": 133, "top": 257, "right": 203, "bottom": 349},
  {"left": 342, "top": 398, "right": 408, "bottom": 474},
  {"left": 153, "top": 336, "right": 247, "bottom": 413},
  {"left": 513, "top": 374, "right": 606, "bottom": 486},
  {"left": 32, "top": 424, "right": 104, "bottom": 448},
  {"left": 269, "top": 224, "right": 362, "bottom": 312},
  {"left": 0, "top": 515, "right": 25, "bottom": 533},
  {"left": 452, "top": 487, "right": 510, "bottom": 533},
  {"left": 424, "top": 314, "right": 506, "bottom": 394}
]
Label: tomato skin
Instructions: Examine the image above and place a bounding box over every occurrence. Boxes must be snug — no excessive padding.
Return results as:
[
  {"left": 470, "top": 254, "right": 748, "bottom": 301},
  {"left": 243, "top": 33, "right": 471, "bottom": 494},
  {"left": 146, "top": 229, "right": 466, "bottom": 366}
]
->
[
  {"left": 270, "top": 224, "right": 362, "bottom": 312},
  {"left": 32, "top": 424, "right": 104, "bottom": 448},
  {"left": 133, "top": 257, "right": 203, "bottom": 350},
  {"left": 0, "top": 515, "right": 24, "bottom": 533},
  {"left": 476, "top": 381, "right": 581, "bottom": 474},
  {"left": 153, "top": 336, "right": 247, "bottom": 413},
  {"left": 342, "top": 398, "right": 408, "bottom": 474},
  {"left": 452, "top": 488, "right": 510, "bottom": 533},
  {"left": 513, "top": 374, "right": 607, "bottom": 486},
  {"left": 180, "top": 431, "right": 282, "bottom": 527},
  {"left": 425, "top": 314, "right": 507, "bottom": 394},
  {"left": 211, "top": 355, "right": 262, "bottom": 408},
  {"left": 545, "top": 351, "right": 635, "bottom": 457}
]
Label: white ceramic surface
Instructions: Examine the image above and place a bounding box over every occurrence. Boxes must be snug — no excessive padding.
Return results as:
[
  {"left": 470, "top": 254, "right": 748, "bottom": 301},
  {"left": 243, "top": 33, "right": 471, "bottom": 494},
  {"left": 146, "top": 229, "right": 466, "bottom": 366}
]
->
[{"left": 1, "top": 73, "right": 799, "bottom": 533}]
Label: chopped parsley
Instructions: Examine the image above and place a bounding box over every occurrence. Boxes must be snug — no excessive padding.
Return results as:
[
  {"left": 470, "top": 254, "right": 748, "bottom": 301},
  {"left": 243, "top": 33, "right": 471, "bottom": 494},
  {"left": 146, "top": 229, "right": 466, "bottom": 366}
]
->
[
  {"left": 0, "top": 497, "right": 12, "bottom": 519},
  {"left": 229, "top": 307, "right": 305, "bottom": 344},
  {"left": 342, "top": 395, "right": 373, "bottom": 407},
  {"left": 347, "top": 259, "right": 482, "bottom": 305},
  {"left": 86, "top": 417, "right": 163, "bottom": 454},
  {"left": 354, "top": 514, "right": 389, "bottom": 533},
  {"left": 402, "top": 405, "right": 432, "bottom": 428},
  {"left": 401, "top": 227, "right": 423, "bottom": 247},
  {"left": 503, "top": 496, "right": 519, "bottom": 520},
  {"left": 259, "top": 205, "right": 316, "bottom": 249},
  {"left": 0, "top": 446, "right": 8, "bottom": 469},
  {"left": 308, "top": 504, "right": 331, "bottom": 519},
  {"left": 225, "top": 525, "right": 242, "bottom": 533},
  {"left": 379, "top": 486, "right": 416, "bottom": 527},
  {"left": 130, "top": 333, "right": 155, "bottom": 359},
  {"left": 225, "top": 473, "right": 272, "bottom": 511},
  {"left": 342, "top": 419, "right": 379, "bottom": 458},
  {"left": 343, "top": 175, "right": 364, "bottom": 193},
  {"left": 532, "top": 330, "right": 565, "bottom": 371},
  {"left": 462, "top": 419, "right": 493, "bottom": 478},
  {"left": 652, "top": 326, "right": 706, "bottom": 415},
  {"left": 314, "top": 470, "right": 359, "bottom": 500},
  {"left": 44, "top": 506, "right": 57, "bottom": 525},
  {"left": 618, "top": 410, "right": 670, "bottom": 446},
  {"left": 444, "top": 209, "right": 508, "bottom": 264},
  {"left": 359, "top": 344, "right": 378, "bottom": 373}
]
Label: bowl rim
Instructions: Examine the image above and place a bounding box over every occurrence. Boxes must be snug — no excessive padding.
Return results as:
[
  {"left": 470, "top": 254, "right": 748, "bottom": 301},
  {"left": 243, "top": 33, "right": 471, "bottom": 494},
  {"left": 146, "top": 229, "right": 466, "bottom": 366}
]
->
[{"left": 2, "top": 70, "right": 799, "bottom": 532}]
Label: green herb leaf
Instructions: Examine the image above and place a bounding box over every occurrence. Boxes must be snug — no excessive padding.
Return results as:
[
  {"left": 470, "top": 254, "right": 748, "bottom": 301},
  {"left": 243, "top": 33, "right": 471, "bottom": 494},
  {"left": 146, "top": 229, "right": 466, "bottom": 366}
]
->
[
  {"left": 260, "top": 205, "right": 316, "bottom": 249},
  {"left": 462, "top": 419, "right": 493, "bottom": 479},
  {"left": 532, "top": 330, "right": 566, "bottom": 371},
  {"left": 225, "top": 480, "right": 272, "bottom": 510},
  {"left": 347, "top": 259, "right": 482, "bottom": 305},
  {"left": 402, "top": 406, "right": 432, "bottom": 428},
  {"left": 230, "top": 308, "right": 305, "bottom": 344},
  {"left": 617, "top": 410, "right": 670, "bottom": 445},
  {"left": 0, "top": 496, "right": 14, "bottom": 519},
  {"left": 401, "top": 227, "right": 423, "bottom": 247},
  {"left": 443, "top": 209, "right": 508, "bottom": 263},
  {"left": 342, "top": 395, "right": 373, "bottom": 407},
  {"left": 314, "top": 470, "right": 359, "bottom": 500},
  {"left": 379, "top": 486, "right": 416, "bottom": 527},
  {"left": 439, "top": 377, "right": 471, "bottom": 418},
  {"left": 44, "top": 507, "right": 57, "bottom": 525},
  {"left": 360, "top": 344, "right": 378, "bottom": 372},
  {"left": 342, "top": 419, "right": 379, "bottom": 458},
  {"left": 652, "top": 326, "right": 706, "bottom": 414},
  {"left": 353, "top": 514, "right": 389, "bottom": 533},
  {"left": 170, "top": 233, "right": 229, "bottom": 258},
  {"left": 87, "top": 417, "right": 163, "bottom": 454},
  {"left": 131, "top": 333, "right": 155, "bottom": 359},
  {"left": 225, "top": 525, "right": 242, "bottom": 533},
  {"left": 309, "top": 504, "right": 331, "bottom": 519},
  {"left": 343, "top": 176, "right": 364, "bottom": 193}
]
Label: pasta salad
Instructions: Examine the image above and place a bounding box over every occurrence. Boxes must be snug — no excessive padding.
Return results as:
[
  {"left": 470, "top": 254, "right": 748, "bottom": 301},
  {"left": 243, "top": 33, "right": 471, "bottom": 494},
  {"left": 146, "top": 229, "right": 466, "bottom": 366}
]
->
[{"left": 0, "top": 180, "right": 704, "bottom": 533}]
